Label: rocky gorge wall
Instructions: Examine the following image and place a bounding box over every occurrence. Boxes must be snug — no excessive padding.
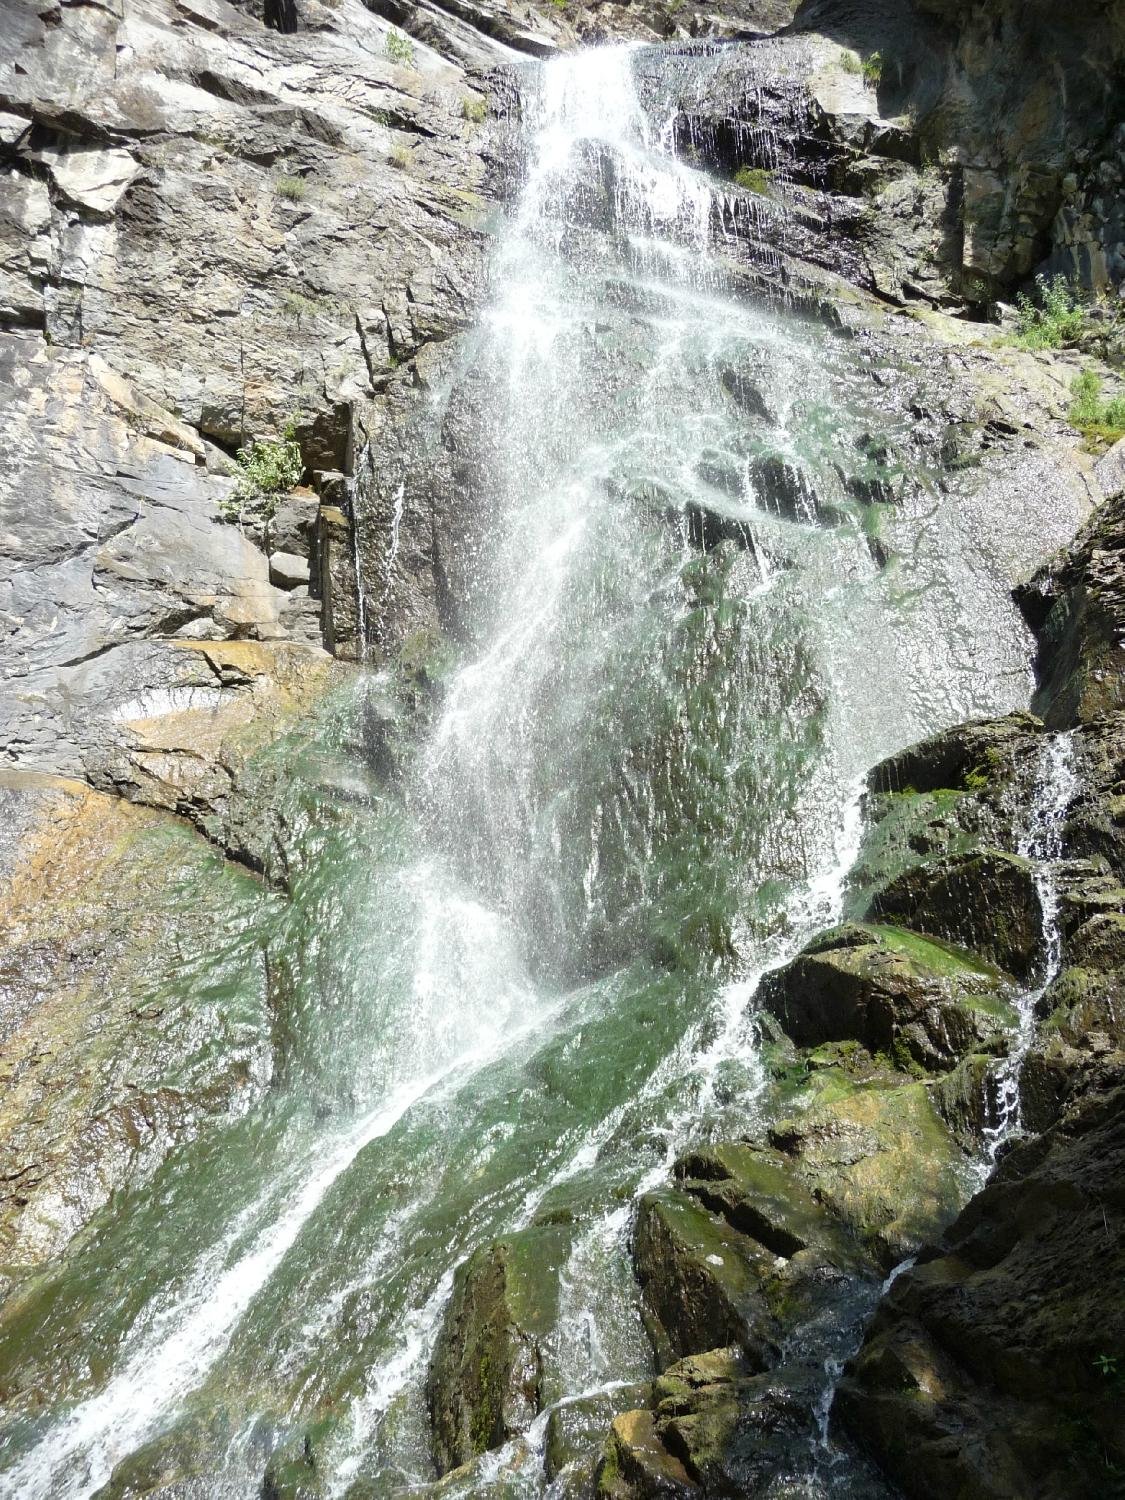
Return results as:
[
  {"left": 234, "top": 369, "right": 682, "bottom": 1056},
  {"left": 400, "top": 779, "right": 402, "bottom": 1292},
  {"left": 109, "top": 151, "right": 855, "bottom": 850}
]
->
[{"left": 1, "top": 0, "right": 1124, "bottom": 1495}]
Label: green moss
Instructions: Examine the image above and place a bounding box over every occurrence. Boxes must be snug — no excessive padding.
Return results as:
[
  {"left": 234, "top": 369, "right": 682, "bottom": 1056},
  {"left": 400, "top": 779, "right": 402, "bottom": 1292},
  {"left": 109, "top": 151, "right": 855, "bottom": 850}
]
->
[
  {"left": 732, "top": 166, "right": 772, "bottom": 195},
  {"left": 461, "top": 95, "right": 487, "bottom": 123},
  {"left": 862, "top": 923, "right": 999, "bottom": 979}
]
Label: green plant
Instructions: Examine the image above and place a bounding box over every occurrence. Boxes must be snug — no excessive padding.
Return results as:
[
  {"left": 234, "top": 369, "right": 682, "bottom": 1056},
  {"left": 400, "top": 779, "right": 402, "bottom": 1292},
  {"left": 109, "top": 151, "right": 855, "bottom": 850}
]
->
[
  {"left": 840, "top": 50, "right": 861, "bottom": 73},
  {"left": 274, "top": 175, "right": 306, "bottom": 201},
  {"left": 389, "top": 143, "right": 412, "bottom": 171},
  {"left": 1012, "top": 274, "right": 1088, "bottom": 350},
  {"left": 280, "top": 291, "right": 321, "bottom": 323},
  {"left": 1094, "top": 1353, "right": 1119, "bottom": 1379},
  {"left": 733, "top": 166, "right": 771, "bottom": 195},
  {"left": 461, "top": 95, "right": 487, "bottom": 123},
  {"left": 385, "top": 28, "right": 415, "bottom": 64},
  {"left": 1069, "top": 370, "right": 1125, "bottom": 448},
  {"left": 862, "top": 51, "right": 883, "bottom": 83},
  {"left": 222, "top": 420, "right": 303, "bottom": 524}
]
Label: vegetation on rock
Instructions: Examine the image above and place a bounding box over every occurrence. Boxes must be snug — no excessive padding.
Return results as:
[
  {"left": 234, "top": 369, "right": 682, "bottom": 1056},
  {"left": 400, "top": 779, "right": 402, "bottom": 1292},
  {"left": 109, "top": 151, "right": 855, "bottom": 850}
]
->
[
  {"left": 385, "top": 27, "right": 415, "bottom": 64},
  {"left": 223, "top": 421, "right": 304, "bottom": 524},
  {"left": 1069, "top": 370, "right": 1125, "bottom": 448},
  {"left": 732, "top": 166, "right": 771, "bottom": 195},
  {"left": 273, "top": 174, "right": 307, "bottom": 202},
  {"left": 1011, "top": 273, "right": 1088, "bottom": 349}
]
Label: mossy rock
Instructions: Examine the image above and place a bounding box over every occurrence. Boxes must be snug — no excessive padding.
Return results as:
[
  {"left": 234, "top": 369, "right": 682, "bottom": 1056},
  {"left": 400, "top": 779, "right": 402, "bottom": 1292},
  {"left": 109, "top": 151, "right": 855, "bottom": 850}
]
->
[
  {"left": 867, "top": 850, "right": 1042, "bottom": 981},
  {"left": 427, "top": 1223, "right": 572, "bottom": 1475},
  {"left": 671, "top": 1141, "right": 867, "bottom": 1271},
  {"left": 867, "top": 713, "right": 1043, "bottom": 798},
  {"left": 632, "top": 1190, "right": 785, "bottom": 1373},
  {"left": 758, "top": 923, "right": 1013, "bottom": 1073},
  {"left": 768, "top": 1073, "right": 970, "bottom": 1268},
  {"left": 655, "top": 1354, "right": 817, "bottom": 1496},
  {"left": 932, "top": 1052, "right": 995, "bottom": 1148},
  {"left": 599, "top": 1348, "right": 823, "bottom": 1498},
  {"left": 546, "top": 1382, "right": 650, "bottom": 1492},
  {"left": 596, "top": 1406, "right": 698, "bottom": 1497}
]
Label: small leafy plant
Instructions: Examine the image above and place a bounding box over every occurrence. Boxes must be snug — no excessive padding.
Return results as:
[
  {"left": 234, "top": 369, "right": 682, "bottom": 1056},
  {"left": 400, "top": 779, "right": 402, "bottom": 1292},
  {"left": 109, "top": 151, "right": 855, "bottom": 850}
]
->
[
  {"left": 862, "top": 51, "right": 883, "bottom": 83},
  {"left": 1070, "top": 370, "right": 1125, "bottom": 448},
  {"left": 1012, "top": 274, "right": 1088, "bottom": 350},
  {"left": 385, "top": 28, "right": 415, "bottom": 64},
  {"left": 733, "top": 166, "right": 771, "bottom": 195},
  {"left": 221, "top": 419, "right": 303, "bottom": 524},
  {"left": 274, "top": 175, "right": 307, "bottom": 202},
  {"left": 462, "top": 95, "right": 487, "bottom": 123}
]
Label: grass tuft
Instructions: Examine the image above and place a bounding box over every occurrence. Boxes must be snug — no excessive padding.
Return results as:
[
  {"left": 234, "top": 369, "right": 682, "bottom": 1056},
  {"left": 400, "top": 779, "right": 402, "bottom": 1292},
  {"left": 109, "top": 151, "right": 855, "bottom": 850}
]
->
[{"left": 274, "top": 175, "right": 306, "bottom": 202}]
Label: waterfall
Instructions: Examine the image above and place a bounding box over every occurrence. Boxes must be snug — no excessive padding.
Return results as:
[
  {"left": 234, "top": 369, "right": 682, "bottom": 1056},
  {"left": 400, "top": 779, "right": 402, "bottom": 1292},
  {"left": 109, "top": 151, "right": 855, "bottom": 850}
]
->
[
  {"left": 982, "top": 731, "right": 1078, "bottom": 1160},
  {"left": 0, "top": 42, "right": 1058, "bottom": 1500}
]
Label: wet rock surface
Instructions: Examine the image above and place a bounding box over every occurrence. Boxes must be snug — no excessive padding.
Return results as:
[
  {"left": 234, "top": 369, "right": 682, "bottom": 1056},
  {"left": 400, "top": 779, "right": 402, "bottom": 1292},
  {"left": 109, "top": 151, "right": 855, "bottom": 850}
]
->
[
  {"left": 837, "top": 1068, "right": 1125, "bottom": 1500},
  {"left": 427, "top": 1224, "right": 571, "bottom": 1474}
]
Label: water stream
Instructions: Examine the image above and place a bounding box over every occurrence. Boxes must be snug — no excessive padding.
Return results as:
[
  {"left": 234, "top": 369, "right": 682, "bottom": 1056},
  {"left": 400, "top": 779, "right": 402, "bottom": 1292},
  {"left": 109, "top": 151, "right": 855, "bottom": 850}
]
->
[
  {"left": 0, "top": 42, "right": 1066, "bottom": 1500},
  {"left": 982, "top": 731, "right": 1078, "bottom": 1160}
]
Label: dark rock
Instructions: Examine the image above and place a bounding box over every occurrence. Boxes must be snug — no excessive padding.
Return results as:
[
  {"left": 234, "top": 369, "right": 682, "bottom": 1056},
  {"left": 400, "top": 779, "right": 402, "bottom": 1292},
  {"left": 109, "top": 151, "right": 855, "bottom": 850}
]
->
[
  {"left": 868, "top": 711, "right": 1043, "bottom": 797},
  {"left": 867, "top": 849, "right": 1042, "bottom": 982},
  {"left": 758, "top": 923, "right": 1013, "bottom": 1072},
  {"left": 633, "top": 1190, "right": 785, "bottom": 1373},
  {"left": 1016, "top": 491, "right": 1125, "bottom": 728},
  {"left": 427, "top": 1225, "right": 571, "bottom": 1474},
  {"left": 836, "top": 1069, "right": 1125, "bottom": 1500},
  {"left": 748, "top": 454, "right": 839, "bottom": 526}
]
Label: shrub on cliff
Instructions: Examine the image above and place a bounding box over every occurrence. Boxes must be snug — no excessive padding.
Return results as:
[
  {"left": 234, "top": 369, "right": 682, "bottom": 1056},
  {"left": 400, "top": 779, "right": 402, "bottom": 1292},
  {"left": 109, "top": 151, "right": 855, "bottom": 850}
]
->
[
  {"left": 1013, "top": 274, "right": 1088, "bottom": 350},
  {"left": 222, "top": 421, "right": 303, "bottom": 524}
]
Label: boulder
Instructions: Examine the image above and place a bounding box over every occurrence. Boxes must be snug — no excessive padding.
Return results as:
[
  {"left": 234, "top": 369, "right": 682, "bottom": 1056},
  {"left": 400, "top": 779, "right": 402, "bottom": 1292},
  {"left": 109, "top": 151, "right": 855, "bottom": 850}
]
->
[
  {"left": 427, "top": 1225, "right": 571, "bottom": 1475},
  {"left": 758, "top": 923, "right": 1013, "bottom": 1072},
  {"left": 632, "top": 1190, "right": 785, "bottom": 1373},
  {"left": 867, "top": 850, "right": 1042, "bottom": 982},
  {"left": 836, "top": 1069, "right": 1125, "bottom": 1500},
  {"left": 269, "top": 551, "right": 312, "bottom": 590},
  {"left": 767, "top": 1070, "right": 970, "bottom": 1268}
]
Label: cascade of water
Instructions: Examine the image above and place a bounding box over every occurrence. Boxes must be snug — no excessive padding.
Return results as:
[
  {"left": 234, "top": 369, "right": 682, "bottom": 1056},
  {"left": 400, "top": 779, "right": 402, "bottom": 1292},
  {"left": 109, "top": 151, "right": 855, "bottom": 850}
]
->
[
  {"left": 982, "top": 731, "right": 1078, "bottom": 1160},
  {"left": 0, "top": 41, "right": 1067, "bottom": 1500}
]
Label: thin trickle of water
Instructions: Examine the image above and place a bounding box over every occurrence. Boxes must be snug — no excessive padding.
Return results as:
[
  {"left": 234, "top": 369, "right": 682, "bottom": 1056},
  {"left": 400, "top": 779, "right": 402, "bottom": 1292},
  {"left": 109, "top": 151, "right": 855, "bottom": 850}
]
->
[
  {"left": 385, "top": 480, "right": 405, "bottom": 580},
  {"left": 983, "top": 731, "right": 1078, "bottom": 1160},
  {"left": 352, "top": 451, "right": 370, "bottom": 662}
]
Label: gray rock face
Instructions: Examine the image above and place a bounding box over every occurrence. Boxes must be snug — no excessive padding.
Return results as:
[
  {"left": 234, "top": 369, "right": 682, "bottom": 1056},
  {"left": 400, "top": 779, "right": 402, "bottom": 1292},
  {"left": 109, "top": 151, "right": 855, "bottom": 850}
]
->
[{"left": 0, "top": 0, "right": 507, "bottom": 815}]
